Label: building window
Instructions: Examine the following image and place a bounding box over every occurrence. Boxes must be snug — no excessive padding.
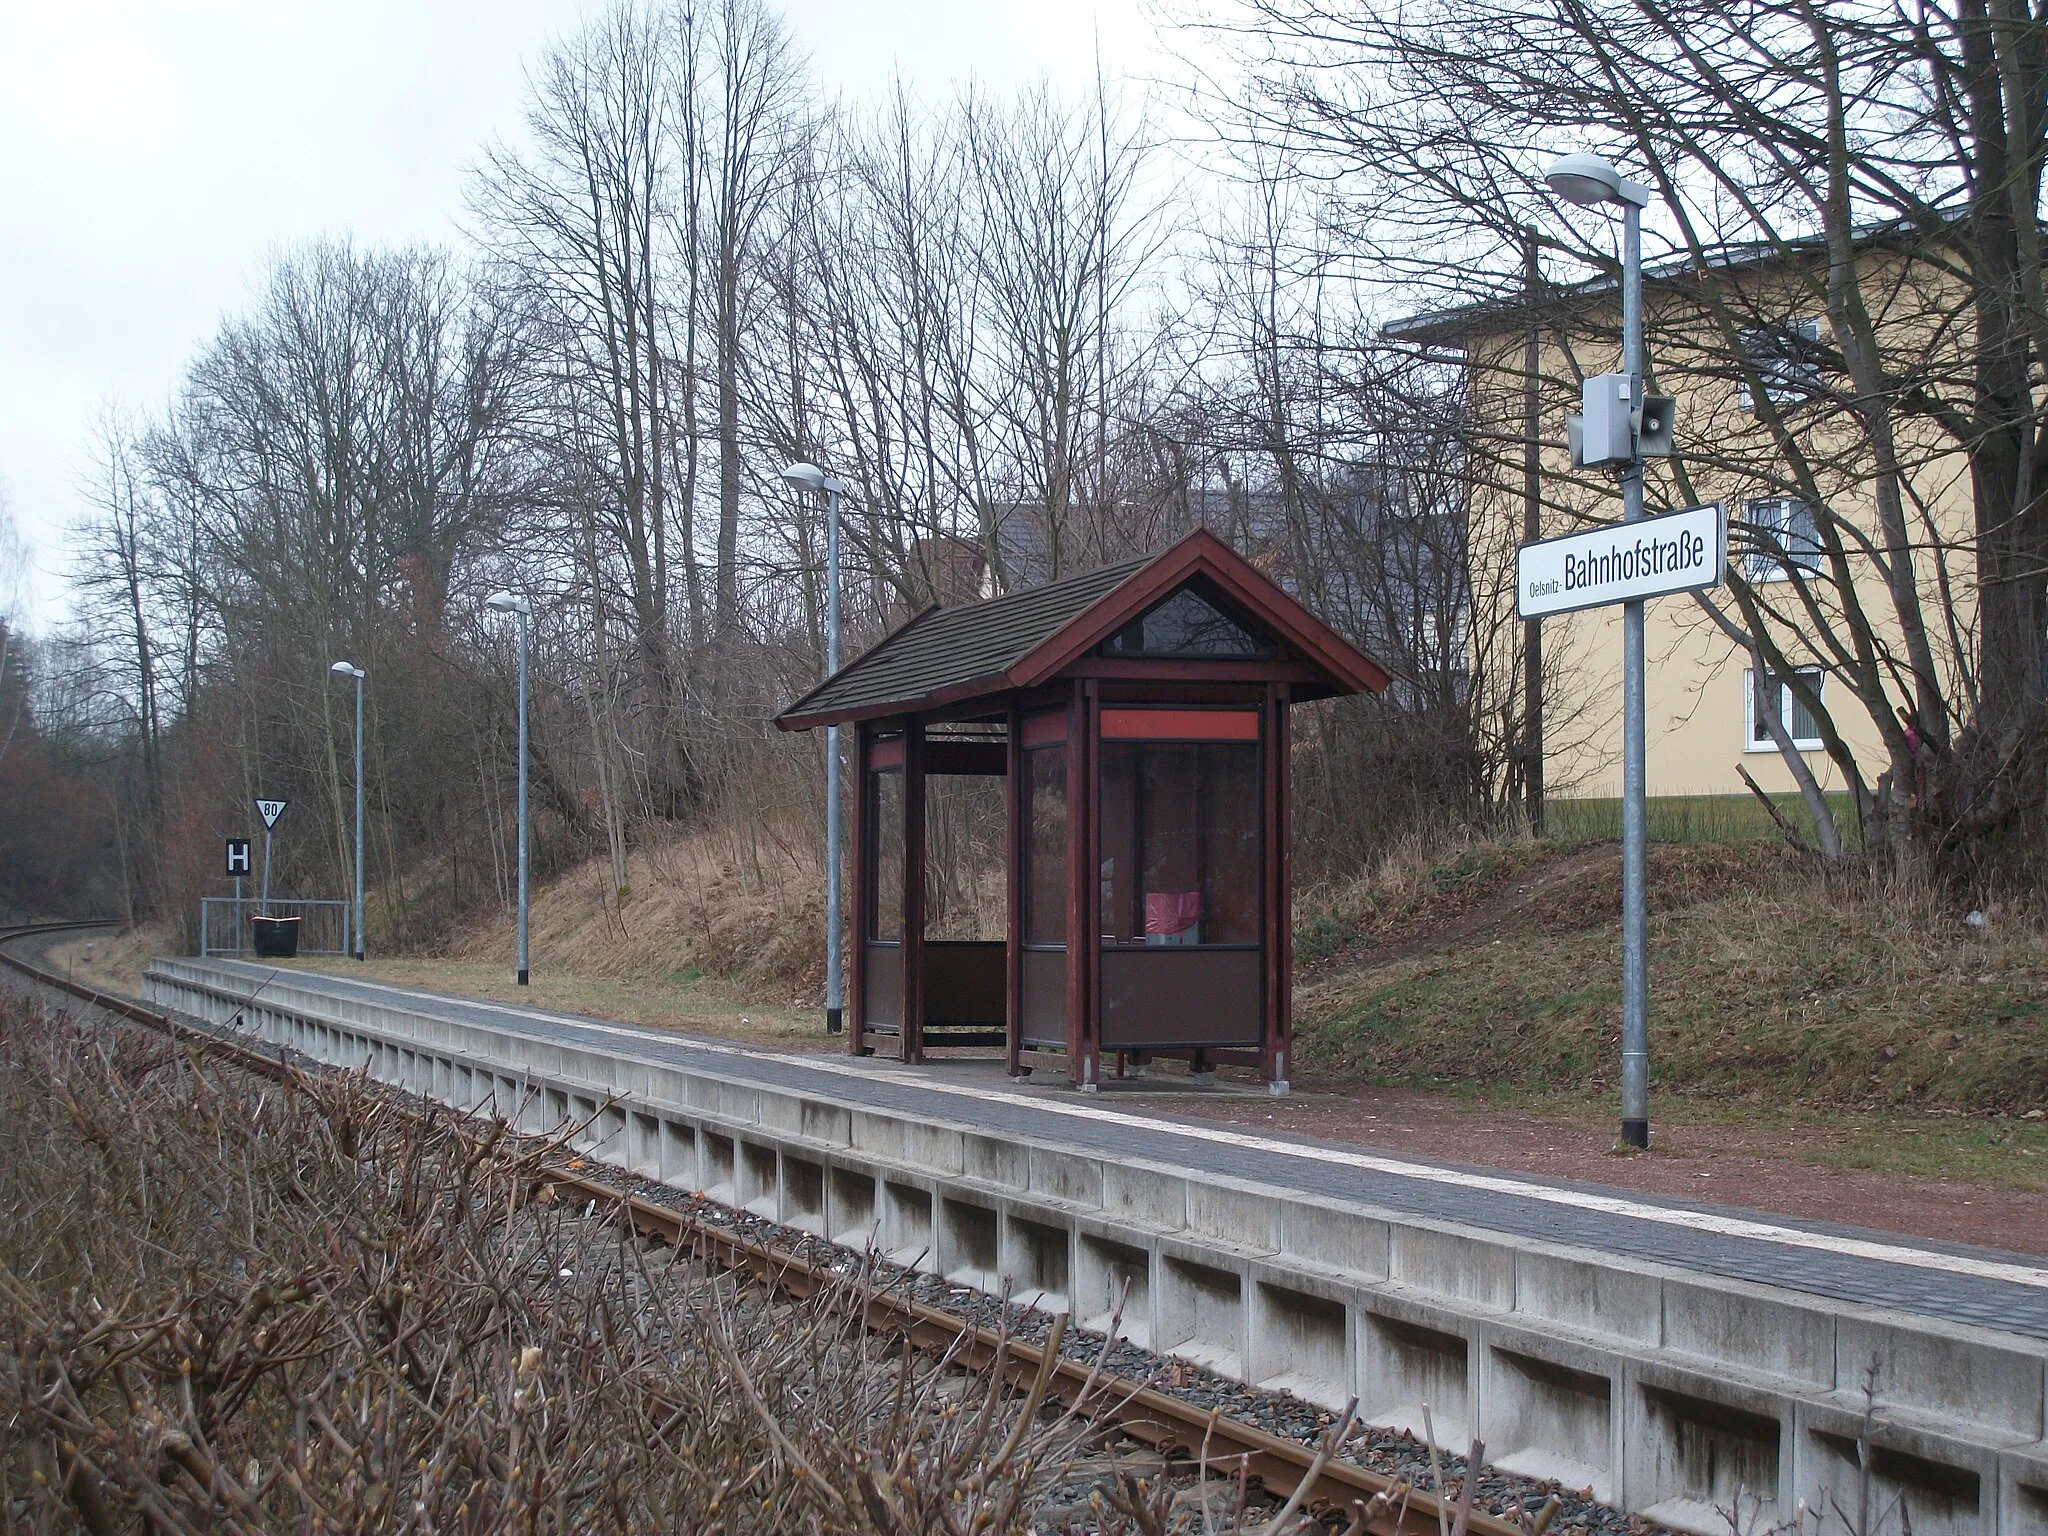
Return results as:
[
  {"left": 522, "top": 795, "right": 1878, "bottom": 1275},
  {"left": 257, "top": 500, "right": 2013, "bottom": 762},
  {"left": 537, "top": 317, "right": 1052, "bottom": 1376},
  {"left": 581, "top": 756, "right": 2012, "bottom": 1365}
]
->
[
  {"left": 1745, "top": 667, "right": 1825, "bottom": 752},
  {"left": 1743, "top": 498, "right": 1822, "bottom": 582},
  {"left": 1739, "top": 317, "right": 1824, "bottom": 411}
]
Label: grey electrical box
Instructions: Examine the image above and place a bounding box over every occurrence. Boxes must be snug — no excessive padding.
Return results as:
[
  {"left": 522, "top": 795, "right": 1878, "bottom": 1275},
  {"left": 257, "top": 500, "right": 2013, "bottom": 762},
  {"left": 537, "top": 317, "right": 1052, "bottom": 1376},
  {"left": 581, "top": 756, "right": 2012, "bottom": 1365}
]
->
[
  {"left": 1638, "top": 394, "right": 1676, "bottom": 458},
  {"left": 1579, "top": 372, "right": 1635, "bottom": 466}
]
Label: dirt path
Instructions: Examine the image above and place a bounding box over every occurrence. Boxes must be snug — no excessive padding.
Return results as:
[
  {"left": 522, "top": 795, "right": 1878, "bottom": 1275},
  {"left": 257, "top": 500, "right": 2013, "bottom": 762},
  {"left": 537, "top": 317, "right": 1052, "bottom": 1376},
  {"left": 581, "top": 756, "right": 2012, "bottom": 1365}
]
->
[
  {"left": 1150, "top": 1086, "right": 2048, "bottom": 1256},
  {"left": 1333, "top": 843, "right": 1616, "bottom": 971}
]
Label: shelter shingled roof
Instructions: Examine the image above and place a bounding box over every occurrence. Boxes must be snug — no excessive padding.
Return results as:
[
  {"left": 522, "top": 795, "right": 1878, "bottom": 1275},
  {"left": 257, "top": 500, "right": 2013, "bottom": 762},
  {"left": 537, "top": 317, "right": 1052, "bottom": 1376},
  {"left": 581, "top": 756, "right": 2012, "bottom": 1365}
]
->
[
  {"left": 776, "top": 528, "right": 1391, "bottom": 731},
  {"left": 778, "top": 555, "right": 1146, "bottom": 728}
]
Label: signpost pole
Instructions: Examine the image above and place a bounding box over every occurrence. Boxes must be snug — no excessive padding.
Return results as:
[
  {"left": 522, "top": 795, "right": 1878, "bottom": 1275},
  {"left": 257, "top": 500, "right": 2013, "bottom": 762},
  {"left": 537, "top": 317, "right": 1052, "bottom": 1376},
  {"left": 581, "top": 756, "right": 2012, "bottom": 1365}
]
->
[
  {"left": 512, "top": 606, "right": 528, "bottom": 987},
  {"left": 515, "top": 607, "right": 529, "bottom": 987},
  {"left": 484, "top": 594, "right": 532, "bottom": 987},
  {"left": 824, "top": 479, "right": 843, "bottom": 1036},
  {"left": 262, "top": 830, "right": 273, "bottom": 914},
  {"left": 353, "top": 669, "right": 365, "bottom": 961},
  {"left": 1541, "top": 152, "right": 1666, "bottom": 1150},
  {"left": 781, "top": 463, "right": 853, "bottom": 1037},
  {"left": 1618, "top": 195, "right": 1650, "bottom": 1149}
]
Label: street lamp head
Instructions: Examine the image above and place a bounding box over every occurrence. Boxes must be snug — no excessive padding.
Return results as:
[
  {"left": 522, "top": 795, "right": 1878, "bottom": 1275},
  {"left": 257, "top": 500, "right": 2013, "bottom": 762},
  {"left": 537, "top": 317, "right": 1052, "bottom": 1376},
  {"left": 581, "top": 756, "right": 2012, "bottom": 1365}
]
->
[
  {"left": 486, "top": 590, "right": 531, "bottom": 616},
  {"left": 786, "top": 462, "right": 856, "bottom": 499},
  {"left": 1544, "top": 151, "right": 1652, "bottom": 209},
  {"left": 330, "top": 660, "right": 364, "bottom": 678}
]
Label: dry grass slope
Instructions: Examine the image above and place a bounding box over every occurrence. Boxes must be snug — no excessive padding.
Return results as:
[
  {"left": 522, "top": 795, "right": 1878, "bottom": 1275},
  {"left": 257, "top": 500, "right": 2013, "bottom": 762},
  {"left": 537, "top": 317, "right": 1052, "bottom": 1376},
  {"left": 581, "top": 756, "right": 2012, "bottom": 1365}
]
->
[
  {"left": 1295, "top": 838, "right": 2048, "bottom": 1114},
  {"left": 436, "top": 823, "right": 830, "bottom": 995}
]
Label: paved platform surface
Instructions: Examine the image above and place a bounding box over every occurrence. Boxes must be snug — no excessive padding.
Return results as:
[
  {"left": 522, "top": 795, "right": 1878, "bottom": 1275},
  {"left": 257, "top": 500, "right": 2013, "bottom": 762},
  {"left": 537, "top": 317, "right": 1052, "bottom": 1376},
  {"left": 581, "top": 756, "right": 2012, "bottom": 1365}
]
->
[{"left": 201, "top": 959, "right": 2048, "bottom": 1341}]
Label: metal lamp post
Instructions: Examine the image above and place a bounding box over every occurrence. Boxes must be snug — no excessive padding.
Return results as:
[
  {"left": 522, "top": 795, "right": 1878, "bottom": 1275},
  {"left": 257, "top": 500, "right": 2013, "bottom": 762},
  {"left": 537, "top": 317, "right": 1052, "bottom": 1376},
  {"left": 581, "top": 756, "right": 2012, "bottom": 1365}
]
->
[
  {"left": 487, "top": 591, "right": 533, "bottom": 986},
  {"left": 783, "top": 461, "right": 851, "bottom": 1036},
  {"left": 1545, "top": 150, "right": 1656, "bottom": 1149},
  {"left": 329, "top": 661, "right": 366, "bottom": 960}
]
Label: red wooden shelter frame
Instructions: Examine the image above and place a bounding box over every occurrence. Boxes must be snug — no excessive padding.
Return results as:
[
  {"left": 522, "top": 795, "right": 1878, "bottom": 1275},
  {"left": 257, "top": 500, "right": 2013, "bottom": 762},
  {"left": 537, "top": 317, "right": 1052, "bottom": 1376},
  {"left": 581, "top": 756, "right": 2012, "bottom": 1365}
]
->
[{"left": 776, "top": 529, "right": 1390, "bottom": 1091}]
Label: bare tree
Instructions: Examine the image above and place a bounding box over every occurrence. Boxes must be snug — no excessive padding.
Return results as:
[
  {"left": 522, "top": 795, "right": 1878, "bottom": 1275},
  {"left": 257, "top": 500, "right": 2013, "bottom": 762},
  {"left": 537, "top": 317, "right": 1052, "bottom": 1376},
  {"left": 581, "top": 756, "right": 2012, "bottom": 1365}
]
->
[
  {"left": 31, "top": 18, "right": 1581, "bottom": 938},
  {"left": 706, "top": 0, "right": 806, "bottom": 637},
  {"left": 0, "top": 482, "right": 30, "bottom": 770},
  {"left": 475, "top": 1, "right": 689, "bottom": 834},
  {"left": 75, "top": 419, "right": 166, "bottom": 865},
  {"left": 1188, "top": 0, "right": 2048, "bottom": 881},
  {"left": 968, "top": 83, "right": 1167, "bottom": 579}
]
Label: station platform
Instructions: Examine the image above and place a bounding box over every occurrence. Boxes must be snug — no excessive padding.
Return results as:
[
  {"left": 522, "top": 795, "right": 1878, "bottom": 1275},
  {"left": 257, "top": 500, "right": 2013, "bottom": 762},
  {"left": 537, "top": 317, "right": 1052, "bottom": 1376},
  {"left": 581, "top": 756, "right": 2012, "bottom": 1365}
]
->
[
  {"left": 168, "top": 957, "right": 2043, "bottom": 1335},
  {"left": 143, "top": 955, "right": 2048, "bottom": 1536}
]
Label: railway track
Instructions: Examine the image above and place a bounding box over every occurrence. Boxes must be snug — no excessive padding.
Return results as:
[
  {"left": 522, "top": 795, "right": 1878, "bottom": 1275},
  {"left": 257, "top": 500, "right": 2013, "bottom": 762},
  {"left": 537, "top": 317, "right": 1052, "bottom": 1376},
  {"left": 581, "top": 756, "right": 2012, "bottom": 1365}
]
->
[{"left": 0, "top": 921, "right": 1531, "bottom": 1536}]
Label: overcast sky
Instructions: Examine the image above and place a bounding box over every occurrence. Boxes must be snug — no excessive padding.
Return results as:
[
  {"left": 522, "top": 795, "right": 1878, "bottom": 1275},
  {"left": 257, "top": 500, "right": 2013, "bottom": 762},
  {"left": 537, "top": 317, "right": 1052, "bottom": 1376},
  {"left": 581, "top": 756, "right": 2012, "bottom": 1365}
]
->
[{"left": 0, "top": 0, "right": 1167, "bottom": 629}]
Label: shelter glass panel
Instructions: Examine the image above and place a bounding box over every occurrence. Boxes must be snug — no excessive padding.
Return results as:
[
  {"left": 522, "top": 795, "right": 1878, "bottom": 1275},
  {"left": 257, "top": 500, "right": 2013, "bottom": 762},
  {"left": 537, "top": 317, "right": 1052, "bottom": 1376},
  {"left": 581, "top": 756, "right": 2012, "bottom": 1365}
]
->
[
  {"left": 1098, "top": 741, "right": 1260, "bottom": 948},
  {"left": 1101, "top": 582, "right": 1273, "bottom": 659},
  {"left": 925, "top": 773, "right": 1006, "bottom": 941},
  {"left": 869, "top": 767, "right": 903, "bottom": 942},
  {"left": 1020, "top": 947, "right": 1066, "bottom": 1044},
  {"left": 1024, "top": 746, "right": 1068, "bottom": 946}
]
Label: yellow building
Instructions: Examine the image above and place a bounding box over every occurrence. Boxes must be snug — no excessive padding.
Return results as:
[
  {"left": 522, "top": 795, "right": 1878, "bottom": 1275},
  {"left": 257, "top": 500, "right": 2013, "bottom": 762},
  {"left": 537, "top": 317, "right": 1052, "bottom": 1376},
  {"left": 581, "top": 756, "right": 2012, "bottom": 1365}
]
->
[{"left": 1390, "top": 238, "right": 1976, "bottom": 810}]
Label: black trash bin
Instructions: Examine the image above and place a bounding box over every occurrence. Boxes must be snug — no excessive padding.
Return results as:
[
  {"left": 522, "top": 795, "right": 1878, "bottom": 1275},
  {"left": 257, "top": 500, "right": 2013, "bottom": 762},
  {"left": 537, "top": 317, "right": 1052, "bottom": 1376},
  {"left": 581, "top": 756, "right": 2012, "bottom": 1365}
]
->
[{"left": 249, "top": 915, "right": 302, "bottom": 959}]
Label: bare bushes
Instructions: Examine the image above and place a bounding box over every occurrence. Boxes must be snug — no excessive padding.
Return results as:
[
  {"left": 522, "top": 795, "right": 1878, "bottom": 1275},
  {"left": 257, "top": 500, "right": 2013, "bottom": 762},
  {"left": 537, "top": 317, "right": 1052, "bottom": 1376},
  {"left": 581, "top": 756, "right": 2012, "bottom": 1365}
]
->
[
  {"left": 1292, "top": 693, "right": 1504, "bottom": 890},
  {"left": 0, "top": 996, "right": 1142, "bottom": 1533}
]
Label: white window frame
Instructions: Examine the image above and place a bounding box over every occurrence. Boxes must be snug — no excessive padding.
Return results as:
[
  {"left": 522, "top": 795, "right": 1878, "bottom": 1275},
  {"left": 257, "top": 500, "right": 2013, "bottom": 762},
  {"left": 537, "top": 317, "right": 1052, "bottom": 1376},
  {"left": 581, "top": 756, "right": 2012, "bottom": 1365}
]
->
[
  {"left": 1744, "top": 666, "right": 1825, "bottom": 753},
  {"left": 1739, "top": 317, "right": 1824, "bottom": 411},
  {"left": 1743, "top": 497, "right": 1823, "bottom": 583}
]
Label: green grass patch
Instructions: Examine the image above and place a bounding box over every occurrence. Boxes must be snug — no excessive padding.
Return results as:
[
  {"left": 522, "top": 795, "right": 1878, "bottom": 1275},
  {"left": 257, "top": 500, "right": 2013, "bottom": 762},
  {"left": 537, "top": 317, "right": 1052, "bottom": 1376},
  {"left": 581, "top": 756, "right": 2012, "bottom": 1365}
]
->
[{"left": 1547, "top": 792, "right": 1861, "bottom": 847}]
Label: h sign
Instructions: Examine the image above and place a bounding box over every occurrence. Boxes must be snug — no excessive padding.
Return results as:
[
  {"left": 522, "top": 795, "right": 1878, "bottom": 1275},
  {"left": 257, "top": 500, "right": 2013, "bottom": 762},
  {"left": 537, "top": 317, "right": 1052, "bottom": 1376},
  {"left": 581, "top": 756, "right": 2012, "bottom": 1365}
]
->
[{"left": 225, "top": 839, "right": 252, "bottom": 876}]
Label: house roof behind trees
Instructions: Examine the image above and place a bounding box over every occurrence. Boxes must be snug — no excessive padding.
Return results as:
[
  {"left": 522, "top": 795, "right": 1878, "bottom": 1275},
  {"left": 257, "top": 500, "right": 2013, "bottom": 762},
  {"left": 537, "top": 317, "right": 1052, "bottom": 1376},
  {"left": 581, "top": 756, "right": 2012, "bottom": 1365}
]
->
[{"left": 776, "top": 528, "right": 1392, "bottom": 730}]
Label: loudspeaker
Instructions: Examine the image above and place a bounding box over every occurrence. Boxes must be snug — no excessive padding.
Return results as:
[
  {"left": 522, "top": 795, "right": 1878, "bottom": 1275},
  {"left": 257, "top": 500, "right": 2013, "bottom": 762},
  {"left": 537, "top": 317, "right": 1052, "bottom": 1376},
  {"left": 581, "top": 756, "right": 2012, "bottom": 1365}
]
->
[{"left": 1637, "top": 394, "right": 1676, "bottom": 458}]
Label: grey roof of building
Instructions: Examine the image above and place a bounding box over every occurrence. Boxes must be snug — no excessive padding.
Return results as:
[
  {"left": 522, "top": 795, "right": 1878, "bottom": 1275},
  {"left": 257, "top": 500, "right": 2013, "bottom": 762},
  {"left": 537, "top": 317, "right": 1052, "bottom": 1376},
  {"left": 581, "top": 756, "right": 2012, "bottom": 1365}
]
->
[
  {"left": 779, "top": 553, "right": 1150, "bottom": 726},
  {"left": 1381, "top": 217, "right": 1933, "bottom": 347}
]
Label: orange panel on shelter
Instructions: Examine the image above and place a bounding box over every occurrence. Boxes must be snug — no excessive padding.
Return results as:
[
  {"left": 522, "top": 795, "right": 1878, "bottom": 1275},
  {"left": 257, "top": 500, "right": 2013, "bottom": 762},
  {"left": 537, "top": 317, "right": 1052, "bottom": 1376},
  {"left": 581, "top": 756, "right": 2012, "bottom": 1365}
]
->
[
  {"left": 1021, "top": 712, "right": 1068, "bottom": 747},
  {"left": 1099, "top": 708, "right": 1258, "bottom": 741}
]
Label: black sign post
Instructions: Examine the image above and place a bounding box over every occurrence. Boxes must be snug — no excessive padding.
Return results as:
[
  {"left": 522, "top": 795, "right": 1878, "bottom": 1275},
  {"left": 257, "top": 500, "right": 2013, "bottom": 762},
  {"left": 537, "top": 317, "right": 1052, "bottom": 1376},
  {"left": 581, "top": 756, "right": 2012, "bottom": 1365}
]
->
[{"left": 224, "top": 837, "right": 251, "bottom": 930}]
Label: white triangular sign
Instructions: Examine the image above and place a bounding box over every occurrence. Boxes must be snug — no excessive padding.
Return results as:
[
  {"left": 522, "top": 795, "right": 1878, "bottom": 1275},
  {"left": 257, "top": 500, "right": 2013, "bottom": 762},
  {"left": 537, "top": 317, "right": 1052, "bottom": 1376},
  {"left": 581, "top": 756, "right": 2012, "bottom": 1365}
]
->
[{"left": 256, "top": 798, "right": 288, "bottom": 829}]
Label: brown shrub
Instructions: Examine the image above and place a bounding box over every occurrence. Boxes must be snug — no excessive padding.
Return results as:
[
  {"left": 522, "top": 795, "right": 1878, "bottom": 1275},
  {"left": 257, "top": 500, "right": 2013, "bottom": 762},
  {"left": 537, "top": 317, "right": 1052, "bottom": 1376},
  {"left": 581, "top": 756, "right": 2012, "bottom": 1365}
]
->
[{"left": 0, "top": 995, "right": 1200, "bottom": 1533}]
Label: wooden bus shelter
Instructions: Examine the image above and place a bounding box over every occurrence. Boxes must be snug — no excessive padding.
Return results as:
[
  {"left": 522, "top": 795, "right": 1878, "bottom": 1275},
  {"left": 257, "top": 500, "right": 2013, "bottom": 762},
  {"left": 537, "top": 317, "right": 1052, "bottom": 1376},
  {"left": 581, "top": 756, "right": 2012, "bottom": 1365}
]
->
[{"left": 776, "top": 530, "right": 1390, "bottom": 1091}]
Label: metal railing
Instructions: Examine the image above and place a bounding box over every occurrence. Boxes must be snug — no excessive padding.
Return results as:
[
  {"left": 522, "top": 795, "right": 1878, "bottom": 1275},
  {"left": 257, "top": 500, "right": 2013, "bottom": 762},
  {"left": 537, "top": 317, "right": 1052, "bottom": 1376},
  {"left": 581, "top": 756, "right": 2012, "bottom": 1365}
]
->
[{"left": 199, "top": 898, "right": 351, "bottom": 958}]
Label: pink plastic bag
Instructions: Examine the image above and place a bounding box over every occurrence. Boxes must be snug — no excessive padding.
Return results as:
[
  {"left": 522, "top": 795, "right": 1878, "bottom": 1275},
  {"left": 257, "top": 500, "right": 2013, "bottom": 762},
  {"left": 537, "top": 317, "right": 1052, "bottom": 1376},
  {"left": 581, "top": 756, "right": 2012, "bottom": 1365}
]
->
[{"left": 1145, "top": 890, "right": 1202, "bottom": 937}]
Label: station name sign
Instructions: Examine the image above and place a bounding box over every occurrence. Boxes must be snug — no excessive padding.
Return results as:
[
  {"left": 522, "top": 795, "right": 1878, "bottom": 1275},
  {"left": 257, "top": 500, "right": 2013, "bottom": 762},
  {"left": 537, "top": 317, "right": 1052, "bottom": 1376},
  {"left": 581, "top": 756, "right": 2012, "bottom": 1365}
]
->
[{"left": 1517, "top": 502, "right": 1726, "bottom": 619}]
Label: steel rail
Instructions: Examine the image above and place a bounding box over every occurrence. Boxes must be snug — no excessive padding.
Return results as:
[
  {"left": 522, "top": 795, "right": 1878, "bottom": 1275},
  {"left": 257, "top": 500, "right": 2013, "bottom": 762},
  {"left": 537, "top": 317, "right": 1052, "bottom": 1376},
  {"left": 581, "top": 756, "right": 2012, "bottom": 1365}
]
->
[{"left": 0, "top": 922, "right": 1522, "bottom": 1536}]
